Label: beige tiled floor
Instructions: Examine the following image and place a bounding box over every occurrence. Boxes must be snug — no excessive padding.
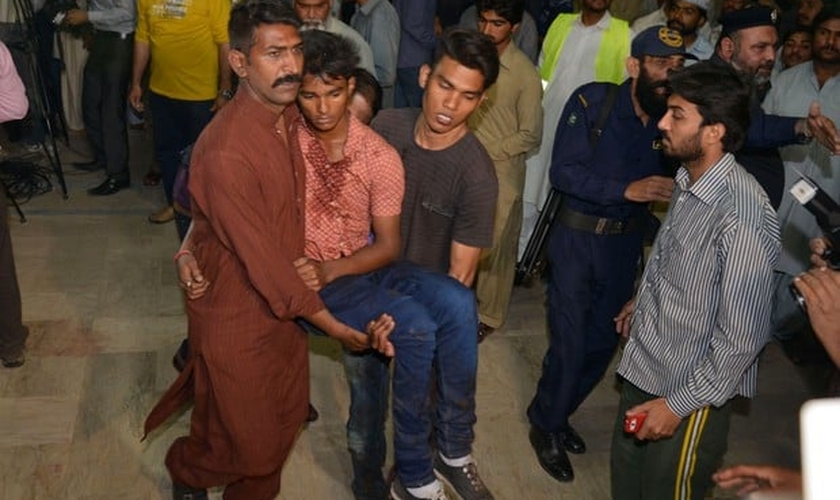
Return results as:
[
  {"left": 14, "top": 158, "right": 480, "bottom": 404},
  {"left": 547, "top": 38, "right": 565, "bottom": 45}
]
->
[{"left": 0, "top": 130, "right": 829, "bottom": 499}]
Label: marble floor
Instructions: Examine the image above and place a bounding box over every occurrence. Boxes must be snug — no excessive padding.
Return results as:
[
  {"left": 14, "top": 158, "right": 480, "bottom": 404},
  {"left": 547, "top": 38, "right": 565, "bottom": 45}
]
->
[{"left": 0, "top": 128, "right": 832, "bottom": 500}]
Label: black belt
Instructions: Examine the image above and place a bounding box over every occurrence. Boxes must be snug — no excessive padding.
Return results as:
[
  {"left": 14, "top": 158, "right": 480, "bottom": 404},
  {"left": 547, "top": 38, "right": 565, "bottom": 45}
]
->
[
  {"left": 557, "top": 206, "right": 645, "bottom": 235},
  {"left": 95, "top": 30, "right": 133, "bottom": 40}
]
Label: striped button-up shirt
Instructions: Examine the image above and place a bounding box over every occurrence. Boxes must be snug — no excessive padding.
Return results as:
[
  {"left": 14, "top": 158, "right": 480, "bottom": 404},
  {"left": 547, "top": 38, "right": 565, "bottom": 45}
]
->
[{"left": 617, "top": 153, "right": 780, "bottom": 418}]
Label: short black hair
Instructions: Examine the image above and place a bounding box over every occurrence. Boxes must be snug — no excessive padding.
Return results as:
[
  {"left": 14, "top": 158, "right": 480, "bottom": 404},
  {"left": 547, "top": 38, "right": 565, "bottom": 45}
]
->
[
  {"left": 431, "top": 28, "right": 500, "bottom": 91},
  {"left": 229, "top": 0, "right": 300, "bottom": 54},
  {"left": 475, "top": 0, "right": 525, "bottom": 25},
  {"left": 812, "top": 5, "right": 840, "bottom": 36},
  {"left": 301, "top": 30, "right": 360, "bottom": 81},
  {"left": 667, "top": 61, "right": 751, "bottom": 152},
  {"left": 783, "top": 25, "right": 813, "bottom": 42},
  {"left": 351, "top": 68, "right": 382, "bottom": 117}
]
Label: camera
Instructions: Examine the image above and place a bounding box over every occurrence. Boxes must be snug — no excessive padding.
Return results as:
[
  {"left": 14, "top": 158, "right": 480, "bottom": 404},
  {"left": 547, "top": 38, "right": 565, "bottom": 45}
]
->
[{"left": 788, "top": 176, "right": 840, "bottom": 311}]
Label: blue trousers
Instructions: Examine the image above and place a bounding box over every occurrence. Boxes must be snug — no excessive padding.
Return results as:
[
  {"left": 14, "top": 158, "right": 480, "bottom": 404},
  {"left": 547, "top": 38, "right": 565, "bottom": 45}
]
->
[
  {"left": 315, "top": 261, "right": 478, "bottom": 495},
  {"left": 394, "top": 67, "right": 424, "bottom": 109},
  {"left": 148, "top": 92, "right": 214, "bottom": 205},
  {"left": 528, "top": 225, "right": 642, "bottom": 432}
]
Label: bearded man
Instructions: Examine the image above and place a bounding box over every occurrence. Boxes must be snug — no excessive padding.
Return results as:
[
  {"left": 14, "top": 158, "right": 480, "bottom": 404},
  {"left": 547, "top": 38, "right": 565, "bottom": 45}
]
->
[
  {"left": 711, "top": 4, "right": 840, "bottom": 209},
  {"left": 527, "top": 25, "right": 689, "bottom": 484}
]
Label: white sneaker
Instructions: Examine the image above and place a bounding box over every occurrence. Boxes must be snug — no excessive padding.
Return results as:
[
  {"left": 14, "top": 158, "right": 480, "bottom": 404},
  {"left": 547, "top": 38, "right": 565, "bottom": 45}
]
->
[{"left": 390, "top": 477, "right": 449, "bottom": 500}]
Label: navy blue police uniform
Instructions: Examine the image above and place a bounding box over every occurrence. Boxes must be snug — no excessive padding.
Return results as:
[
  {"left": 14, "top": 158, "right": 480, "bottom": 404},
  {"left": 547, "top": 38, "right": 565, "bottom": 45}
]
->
[{"left": 527, "top": 79, "right": 671, "bottom": 435}]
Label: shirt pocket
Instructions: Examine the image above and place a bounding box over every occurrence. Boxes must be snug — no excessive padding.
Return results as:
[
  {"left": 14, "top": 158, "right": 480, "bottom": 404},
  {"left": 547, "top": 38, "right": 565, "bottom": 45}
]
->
[
  {"left": 657, "top": 235, "right": 690, "bottom": 293},
  {"left": 421, "top": 197, "right": 455, "bottom": 219}
]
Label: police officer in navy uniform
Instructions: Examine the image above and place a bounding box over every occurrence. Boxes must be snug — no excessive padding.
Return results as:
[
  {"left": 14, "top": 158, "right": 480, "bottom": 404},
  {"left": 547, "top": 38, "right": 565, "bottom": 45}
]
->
[
  {"left": 711, "top": 4, "right": 840, "bottom": 209},
  {"left": 527, "top": 26, "right": 691, "bottom": 483}
]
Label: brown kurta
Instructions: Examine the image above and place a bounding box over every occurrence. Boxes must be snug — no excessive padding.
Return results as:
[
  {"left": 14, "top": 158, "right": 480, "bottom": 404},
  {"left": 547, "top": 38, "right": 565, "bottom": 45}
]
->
[{"left": 144, "top": 90, "right": 324, "bottom": 500}]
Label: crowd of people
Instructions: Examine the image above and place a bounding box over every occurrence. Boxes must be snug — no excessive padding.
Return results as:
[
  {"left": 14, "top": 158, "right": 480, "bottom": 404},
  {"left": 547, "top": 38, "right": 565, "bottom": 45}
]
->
[{"left": 2, "top": 0, "right": 840, "bottom": 499}]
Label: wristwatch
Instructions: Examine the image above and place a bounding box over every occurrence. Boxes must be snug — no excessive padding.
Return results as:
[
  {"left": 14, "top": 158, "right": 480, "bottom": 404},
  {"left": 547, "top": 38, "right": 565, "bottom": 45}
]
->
[
  {"left": 220, "top": 89, "right": 234, "bottom": 101},
  {"left": 796, "top": 131, "right": 814, "bottom": 145}
]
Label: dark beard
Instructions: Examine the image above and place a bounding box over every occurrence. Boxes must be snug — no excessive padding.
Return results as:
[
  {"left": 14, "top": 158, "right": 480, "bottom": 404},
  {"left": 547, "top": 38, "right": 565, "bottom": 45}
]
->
[
  {"left": 664, "top": 130, "right": 704, "bottom": 163},
  {"left": 667, "top": 19, "right": 687, "bottom": 35},
  {"left": 635, "top": 69, "right": 670, "bottom": 118}
]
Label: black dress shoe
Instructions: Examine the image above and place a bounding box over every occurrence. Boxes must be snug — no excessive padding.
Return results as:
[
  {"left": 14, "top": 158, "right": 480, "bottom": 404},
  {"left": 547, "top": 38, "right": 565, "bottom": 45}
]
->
[
  {"left": 72, "top": 160, "right": 104, "bottom": 172},
  {"left": 477, "top": 322, "right": 495, "bottom": 343},
  {"left": 560, "top": 425, "right": 587, "bottom": 454},
  {"left": 1, "top": 353, "right": 25, "bottom": 368},
  {"left": 172, "top": 338, "right": 190, "bottom": 372},
  {"left": 172, "top": 481, "right": 208, "bottom": 500},
  {"left": 88, "top": 177, "right": 129, "bottom": 196},
  {"left": 529, "top": 425, "right": 574, "bottom": 482},
  {"left": 306, "top": 403, "right": 319, "bottom": 422}
]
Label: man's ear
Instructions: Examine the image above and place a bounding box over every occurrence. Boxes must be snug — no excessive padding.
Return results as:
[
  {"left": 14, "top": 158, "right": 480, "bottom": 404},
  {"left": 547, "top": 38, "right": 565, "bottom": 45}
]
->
[
  {"left": 347, "top": 76, "right": 356, "bottom": 97},
  {"left": 704, "top": 122, "right": 726, "bottom": 145},
  {"left": 418, "top": 64, "right": 431, "bottom": 90},
  {"left": 511, "top": 22, "right": 521, "bottom": 35},
  {"left": 626, "top": 56, "right": 641, "bottom": 79},
  {"left": 229, "top": 49, "right": 248, "bottom": 78},
  {"left": 718, "top": 36, "right": 734, "bottom": 63}
]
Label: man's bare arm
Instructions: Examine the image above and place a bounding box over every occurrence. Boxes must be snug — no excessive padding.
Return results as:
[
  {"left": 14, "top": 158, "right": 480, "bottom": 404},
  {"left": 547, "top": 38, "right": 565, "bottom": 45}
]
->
[
  {"left": 212, "top": 42, "right": 232, "bottom": 111},
  {"left": 448, "top": 241, "right": 482, "bottom": 287},
  {"left": 295, "top": 214, "right": 401, "bottom": 291},
  {"left": 302, "top": 308, "right": 394, "bottom": 355},
  {"left": 173, "top": 225, "right": 394, "bottom": 355},
  {"left": 129, "top": 41, "right": 150, "bottom": 111},
  {"left": 322, "top": 214, "right": 401, "bottom": 283}
]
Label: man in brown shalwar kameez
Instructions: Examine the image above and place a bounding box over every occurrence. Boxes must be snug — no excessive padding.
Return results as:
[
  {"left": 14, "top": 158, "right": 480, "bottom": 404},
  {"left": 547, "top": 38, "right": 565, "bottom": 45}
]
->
[{"left": 143, "top": 2, "right": 392, "bottom": 499}]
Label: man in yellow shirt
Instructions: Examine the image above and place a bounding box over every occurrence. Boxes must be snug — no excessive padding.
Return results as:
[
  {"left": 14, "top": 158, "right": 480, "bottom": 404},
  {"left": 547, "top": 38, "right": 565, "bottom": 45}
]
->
[{"left": 129, "top": 0, "right": 232, "bottom": 237}]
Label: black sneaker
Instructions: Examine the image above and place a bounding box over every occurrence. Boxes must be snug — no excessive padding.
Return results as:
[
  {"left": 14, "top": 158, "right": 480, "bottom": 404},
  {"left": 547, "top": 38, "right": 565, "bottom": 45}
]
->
[
  {"left": 172, "top": 481, "right": 207, "bottom": 500},
  {"left": 390, "top": 477, "right": 449, "bottom": 500},
  {"left": 433, "top": 455, "right": 494, "bottom": 500},
  {"left": 1, "top": 353, "right": 24, "bottom": 368}
]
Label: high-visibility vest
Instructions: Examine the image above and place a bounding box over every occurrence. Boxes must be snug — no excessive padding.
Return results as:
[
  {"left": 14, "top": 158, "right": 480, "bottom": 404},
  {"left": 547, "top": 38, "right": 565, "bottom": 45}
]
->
[{"left": 539, "top": 13, "right": 630, "bottom": 84}]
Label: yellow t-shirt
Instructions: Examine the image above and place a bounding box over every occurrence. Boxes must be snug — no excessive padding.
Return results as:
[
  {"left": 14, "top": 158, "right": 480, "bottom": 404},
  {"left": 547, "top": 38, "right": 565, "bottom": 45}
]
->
[{"left": 136, "top": 0, "right": 230, "bottom": 101}]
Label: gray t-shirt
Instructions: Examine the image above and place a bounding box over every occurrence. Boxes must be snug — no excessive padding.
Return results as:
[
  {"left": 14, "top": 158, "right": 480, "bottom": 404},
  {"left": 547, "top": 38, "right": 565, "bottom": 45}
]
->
[{"left": 372, "top": 108, "right": 498, "bottom": 273}]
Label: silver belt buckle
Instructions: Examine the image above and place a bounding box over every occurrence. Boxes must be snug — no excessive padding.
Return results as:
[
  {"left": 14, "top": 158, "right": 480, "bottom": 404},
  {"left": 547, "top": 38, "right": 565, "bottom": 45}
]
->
[{"left": 595, "top": 218, "right": 608, "bottom": 234}]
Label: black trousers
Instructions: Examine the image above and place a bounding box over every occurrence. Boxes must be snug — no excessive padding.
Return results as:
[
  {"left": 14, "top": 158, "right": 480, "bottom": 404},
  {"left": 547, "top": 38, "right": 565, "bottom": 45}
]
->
[
  {"left": 0, "top": 189, "right": 27, "bottom": 361},
  {"left": 82, "top": 31, "right": 133, "bottom": 182}
]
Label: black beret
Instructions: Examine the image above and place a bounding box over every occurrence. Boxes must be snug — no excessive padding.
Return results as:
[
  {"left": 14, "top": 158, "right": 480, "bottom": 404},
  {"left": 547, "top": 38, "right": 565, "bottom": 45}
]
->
[{"left": 719, "top": 5, "right": 778, "bottom": 36}]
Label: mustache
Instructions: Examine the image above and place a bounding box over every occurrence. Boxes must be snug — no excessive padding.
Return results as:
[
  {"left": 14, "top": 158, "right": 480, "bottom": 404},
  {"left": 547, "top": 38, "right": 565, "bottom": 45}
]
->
[{"left": 273, "top": 74, "right": 303, "bottom": 87}]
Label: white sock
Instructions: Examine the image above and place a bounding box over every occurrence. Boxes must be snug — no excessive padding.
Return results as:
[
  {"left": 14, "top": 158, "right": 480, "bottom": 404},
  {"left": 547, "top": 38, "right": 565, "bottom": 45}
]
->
[
  {"left": 439, "top": 452, "right": 473, "bottom": 467},
  {"left": 407, "top": 479, "right": 444, "bottom": 498}
]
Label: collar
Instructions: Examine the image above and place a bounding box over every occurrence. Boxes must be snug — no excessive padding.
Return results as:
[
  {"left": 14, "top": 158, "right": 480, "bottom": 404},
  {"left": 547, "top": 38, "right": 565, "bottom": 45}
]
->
[
  {"left": 675, "top": 152, "right": 736, "bottom": 206},
  {"left": 298, "top": 113, "right": 362, "bottom": 155},
  {"left": 235, "top": 84, "right": 295, "bottom": 131},
  {"left": 615, "top": 79, "right": 638, "bottom": 120},
  {"left": 802, "top": 61, "right": 840, "bottom": 89},
  {"left": 498, "top": 42, "right": 519, "bottom": 70},
  {"left": 574, "top": 10, "right": 612, "bottom": 30},
  {"left": 358, "top": 0, "right": 383, "bottom": 16}
]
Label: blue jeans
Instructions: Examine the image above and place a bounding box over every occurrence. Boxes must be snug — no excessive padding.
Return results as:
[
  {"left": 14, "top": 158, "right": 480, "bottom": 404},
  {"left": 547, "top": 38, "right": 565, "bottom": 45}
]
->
[
  {"left": 148, "top": 92, "right": 214, "bottom": 204},
  {"left": 316, "top": 261, "right": 478, "bottom": 493}
]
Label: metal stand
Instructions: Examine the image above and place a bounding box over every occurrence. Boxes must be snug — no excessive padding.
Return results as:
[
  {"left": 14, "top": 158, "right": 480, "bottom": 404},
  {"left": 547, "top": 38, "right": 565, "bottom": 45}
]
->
[
  {"left": 11, "top": 0, "right": 69, "bottom": 199},
  {"left": 1, "top": 178, "right": 26, "bottom": 223}
]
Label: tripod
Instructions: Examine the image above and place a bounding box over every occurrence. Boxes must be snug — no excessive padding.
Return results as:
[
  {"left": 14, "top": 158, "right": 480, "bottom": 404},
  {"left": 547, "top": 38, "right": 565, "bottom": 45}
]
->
[{"left": 8, "top": 0, "right": 69, "bottom": 199}]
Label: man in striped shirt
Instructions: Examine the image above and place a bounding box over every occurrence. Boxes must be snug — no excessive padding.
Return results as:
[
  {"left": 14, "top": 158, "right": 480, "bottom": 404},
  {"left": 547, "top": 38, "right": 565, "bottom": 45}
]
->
[{"left": 611, "top": 61, "right": 781, "bottom": 500}]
